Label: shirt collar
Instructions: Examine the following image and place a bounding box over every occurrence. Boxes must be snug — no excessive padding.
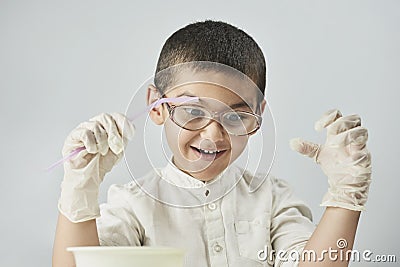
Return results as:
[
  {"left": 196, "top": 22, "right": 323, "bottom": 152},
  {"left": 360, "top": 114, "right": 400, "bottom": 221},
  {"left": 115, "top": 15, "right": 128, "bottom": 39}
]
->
[{"left": 159, "top": 159, "right": 233, "bottom": 189}]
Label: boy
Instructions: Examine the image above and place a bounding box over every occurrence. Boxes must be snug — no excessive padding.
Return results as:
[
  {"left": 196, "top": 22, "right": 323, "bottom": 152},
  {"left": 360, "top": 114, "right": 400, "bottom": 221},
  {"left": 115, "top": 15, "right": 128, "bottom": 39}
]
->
[{"left": 53, "top": 20, "right": 371, "bottom": 267}]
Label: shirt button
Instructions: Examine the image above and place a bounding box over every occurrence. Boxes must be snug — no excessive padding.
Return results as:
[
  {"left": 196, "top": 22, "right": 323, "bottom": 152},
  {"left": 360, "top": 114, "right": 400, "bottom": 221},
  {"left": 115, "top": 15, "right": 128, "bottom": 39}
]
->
[
  {"left": 208, "top": 203, "right": 216, "bottom": 210},
  {"left": 213, "top": 244, "right": 223, "bottom": 253},
  {"left": 205, "top": 189, "right": 210, "bottom": 196}
]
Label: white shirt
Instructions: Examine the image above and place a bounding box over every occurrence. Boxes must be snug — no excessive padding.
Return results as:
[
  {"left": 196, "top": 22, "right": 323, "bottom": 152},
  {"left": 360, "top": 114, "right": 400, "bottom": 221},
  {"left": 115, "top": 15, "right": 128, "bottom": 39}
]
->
[{"left": 97, "top": 163, "right": 315, "bottom": 267}]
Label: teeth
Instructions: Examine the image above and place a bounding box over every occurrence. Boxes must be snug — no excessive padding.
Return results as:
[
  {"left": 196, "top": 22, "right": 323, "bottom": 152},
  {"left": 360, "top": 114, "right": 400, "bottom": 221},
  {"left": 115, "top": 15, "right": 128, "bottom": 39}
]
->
[{"left": 199, "top": 148, "right": 221, "bottom": 154}]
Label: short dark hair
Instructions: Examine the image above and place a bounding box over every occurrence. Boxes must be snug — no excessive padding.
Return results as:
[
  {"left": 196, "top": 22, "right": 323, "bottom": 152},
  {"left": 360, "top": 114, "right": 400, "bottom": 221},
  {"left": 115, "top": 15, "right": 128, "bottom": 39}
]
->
[{"left": 155, "top": 20, "right": 266, "bottom": 96}]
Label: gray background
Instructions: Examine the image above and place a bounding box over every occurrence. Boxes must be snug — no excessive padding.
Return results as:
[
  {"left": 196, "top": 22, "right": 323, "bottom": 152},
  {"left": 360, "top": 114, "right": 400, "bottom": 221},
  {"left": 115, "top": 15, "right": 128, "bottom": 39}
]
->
[{"left": 1, "top": 0, "right": 398, "bottom": 266}]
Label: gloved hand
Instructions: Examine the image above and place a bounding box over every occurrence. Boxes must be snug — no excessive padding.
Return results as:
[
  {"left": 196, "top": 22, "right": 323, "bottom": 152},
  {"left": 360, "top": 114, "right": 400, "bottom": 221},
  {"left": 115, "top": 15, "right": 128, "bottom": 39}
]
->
[
  {"left": 290, "top": 109, "right": 372, "bottom": 211},
  {"left": 58, "top": 113, "right": 135, "bottom": 223}
]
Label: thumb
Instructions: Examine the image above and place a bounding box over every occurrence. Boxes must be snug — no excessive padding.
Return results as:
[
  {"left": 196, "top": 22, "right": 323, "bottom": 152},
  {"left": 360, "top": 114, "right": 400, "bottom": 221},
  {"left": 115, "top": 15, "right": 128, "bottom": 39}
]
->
[{"left": 289, "top": 138, "right": 320, "bottom": 161}]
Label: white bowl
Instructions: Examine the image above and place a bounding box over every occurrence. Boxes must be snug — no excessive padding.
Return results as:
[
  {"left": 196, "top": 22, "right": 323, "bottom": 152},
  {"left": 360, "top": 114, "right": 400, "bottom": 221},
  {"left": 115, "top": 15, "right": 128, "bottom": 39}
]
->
[{"left": 67, "top": 246, "right": 184, "bottom": 267}]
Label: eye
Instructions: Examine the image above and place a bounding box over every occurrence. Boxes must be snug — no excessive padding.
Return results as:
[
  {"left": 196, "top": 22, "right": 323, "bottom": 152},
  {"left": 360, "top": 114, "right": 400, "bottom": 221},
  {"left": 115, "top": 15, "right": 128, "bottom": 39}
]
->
[
  {"left": 225, "top": 112, "right": 242, "bottom": 122},
  {"left": 183, "top": 107, "right": 205, "bottom": 117}
]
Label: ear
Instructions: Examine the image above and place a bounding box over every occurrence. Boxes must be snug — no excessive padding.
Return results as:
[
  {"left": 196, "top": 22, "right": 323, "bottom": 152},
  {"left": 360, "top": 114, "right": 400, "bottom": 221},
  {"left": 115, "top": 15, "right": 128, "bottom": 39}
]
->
[
  {"left": 147, "top": 85, "right": 167, "bottom": 125},
  {"left": 260, "top": 99, "right": 267, "bottom": 114}
]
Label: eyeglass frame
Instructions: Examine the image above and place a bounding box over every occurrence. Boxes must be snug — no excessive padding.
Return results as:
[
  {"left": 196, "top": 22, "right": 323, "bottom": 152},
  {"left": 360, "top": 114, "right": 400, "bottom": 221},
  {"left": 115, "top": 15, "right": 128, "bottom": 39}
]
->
[{"left": 160, "top": 97, "right": 263, "bottom": 136}]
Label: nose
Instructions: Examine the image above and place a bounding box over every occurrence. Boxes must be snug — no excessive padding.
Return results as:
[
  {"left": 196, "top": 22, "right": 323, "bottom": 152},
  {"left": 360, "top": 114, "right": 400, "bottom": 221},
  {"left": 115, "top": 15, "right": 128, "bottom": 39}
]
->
[{"left": 199, "top": 120, "right": 225, "bottom": 142}]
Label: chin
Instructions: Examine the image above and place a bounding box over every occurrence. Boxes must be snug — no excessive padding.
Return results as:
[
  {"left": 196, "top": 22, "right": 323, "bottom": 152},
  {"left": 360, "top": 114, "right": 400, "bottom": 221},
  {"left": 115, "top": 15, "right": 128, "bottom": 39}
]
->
[{"left": 174, "top": 151, "right": 235, "bottom": 181}]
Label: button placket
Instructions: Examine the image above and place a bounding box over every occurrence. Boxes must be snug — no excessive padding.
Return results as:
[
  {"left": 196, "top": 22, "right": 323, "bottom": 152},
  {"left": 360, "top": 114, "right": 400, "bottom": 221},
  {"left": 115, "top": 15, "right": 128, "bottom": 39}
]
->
[
  {"left": 208, "top": 202, "right": 217, "bottom": 210},
  {"left": 213, "top": 243, "right": 223, "bottom": 253},
  {"left": 204, "top": 199, "right": 228, "bottom": 265}
]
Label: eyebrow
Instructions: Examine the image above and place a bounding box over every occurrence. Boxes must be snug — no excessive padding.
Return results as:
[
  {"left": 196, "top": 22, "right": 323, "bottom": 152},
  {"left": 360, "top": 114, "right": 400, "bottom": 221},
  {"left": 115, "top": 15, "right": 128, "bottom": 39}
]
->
[{"left": 174, "top": 91, "right": 252, "bottom": 110}]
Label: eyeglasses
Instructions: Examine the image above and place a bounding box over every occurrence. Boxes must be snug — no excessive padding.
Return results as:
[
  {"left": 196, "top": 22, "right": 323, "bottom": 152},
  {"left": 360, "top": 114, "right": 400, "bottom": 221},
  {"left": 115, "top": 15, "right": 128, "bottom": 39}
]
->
[{"left": 164, "top": 103, "right": 262, "bottom": 136}]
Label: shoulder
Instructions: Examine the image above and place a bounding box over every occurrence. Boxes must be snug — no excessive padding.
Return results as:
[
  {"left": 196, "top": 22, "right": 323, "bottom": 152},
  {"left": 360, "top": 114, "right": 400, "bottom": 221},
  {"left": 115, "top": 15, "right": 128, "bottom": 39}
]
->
[
  {"left": 237, "top": 165, "right": 293, "bottom": 194},
  {"left": 237, "top": 166, "right": 313, "bottom": 220},
  {"left": 105, "top": 168, "right": 160, "bottom": 205}
]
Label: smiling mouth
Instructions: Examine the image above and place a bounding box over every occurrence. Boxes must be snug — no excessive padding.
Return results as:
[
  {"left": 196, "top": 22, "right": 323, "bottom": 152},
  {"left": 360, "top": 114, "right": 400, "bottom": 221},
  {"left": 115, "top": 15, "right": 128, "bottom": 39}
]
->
[{"left": 191, "top": 146, "right": 227, "bottom": 160}]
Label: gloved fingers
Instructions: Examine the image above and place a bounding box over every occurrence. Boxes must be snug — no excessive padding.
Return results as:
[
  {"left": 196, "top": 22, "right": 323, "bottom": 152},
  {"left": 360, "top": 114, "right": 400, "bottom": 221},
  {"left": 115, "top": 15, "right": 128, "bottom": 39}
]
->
[
  {"left": 62, "top": 127, "right": 98, "bottom": 156},
  {"left": 89, "top": 113, "right": 125, "bottom": 155},
  {"left": 327, "top": 114, "right": 361, "bottom": 135},
  {"left": 348, "top": 142, "right": 366, "bottom": 153},
  {"left": 100, "top": 149, "right": 122, "bottom": 172},
  {"left": 350, "top": 151, "right": 371, "bottom": 168},
  {"left": 68, "top": 150, "right": 98, "bottom": 170},
  {"left": 78, "top": 121, "right": 109, "bottom": 156},
  {"left": 340, "top": 148, "right": 371, "bottom": 167},
  {"left": 327, "top": 126, "right": 368, "bottom": 147},
  {"left": 110, "top": 112, "right": 136, "bottom": 142},
  {"left": 314, "top": 109, "right": 342, "bottom": 132},
  {"left": 329, "top": 164, "right": 372, "bottom": 179},
  {"left": 289, "top": 138, "right": 321, "bottom": 161}
]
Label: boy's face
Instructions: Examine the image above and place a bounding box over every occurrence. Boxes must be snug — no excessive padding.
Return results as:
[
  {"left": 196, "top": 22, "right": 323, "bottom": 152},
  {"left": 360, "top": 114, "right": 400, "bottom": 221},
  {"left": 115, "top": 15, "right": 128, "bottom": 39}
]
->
[{"left": 149, "top": 81, "right": 265, "bottom": 182}]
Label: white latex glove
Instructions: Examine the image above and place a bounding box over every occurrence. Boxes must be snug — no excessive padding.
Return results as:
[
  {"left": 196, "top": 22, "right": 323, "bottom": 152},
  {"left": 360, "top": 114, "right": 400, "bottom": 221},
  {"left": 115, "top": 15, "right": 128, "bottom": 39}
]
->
[
  {"left": 58, "top": 113, "right": 135, "bottom": 222},
  {"left": 290, "top": 109, "right": 372, "bottom": 211}
]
